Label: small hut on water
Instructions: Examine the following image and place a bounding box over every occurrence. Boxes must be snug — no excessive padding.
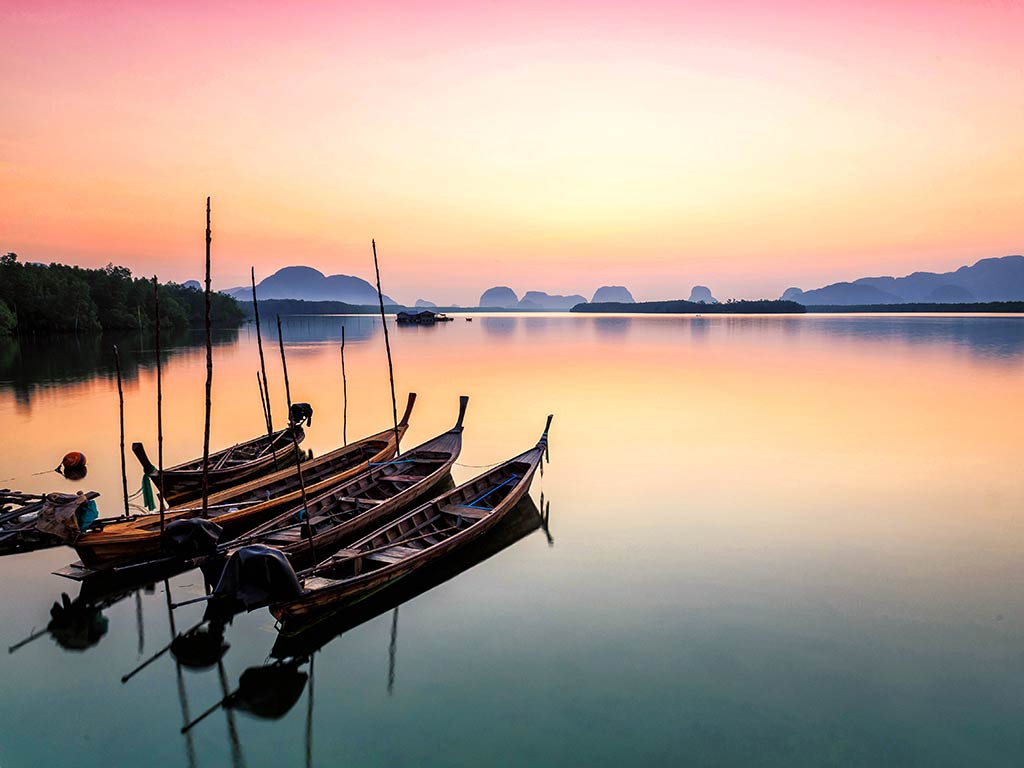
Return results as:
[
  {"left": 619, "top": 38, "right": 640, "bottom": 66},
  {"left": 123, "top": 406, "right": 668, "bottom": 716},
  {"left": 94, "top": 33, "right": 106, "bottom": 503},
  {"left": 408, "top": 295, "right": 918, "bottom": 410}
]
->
[{"left": 396, "top": 310, "right": 453, "bottom": 325}]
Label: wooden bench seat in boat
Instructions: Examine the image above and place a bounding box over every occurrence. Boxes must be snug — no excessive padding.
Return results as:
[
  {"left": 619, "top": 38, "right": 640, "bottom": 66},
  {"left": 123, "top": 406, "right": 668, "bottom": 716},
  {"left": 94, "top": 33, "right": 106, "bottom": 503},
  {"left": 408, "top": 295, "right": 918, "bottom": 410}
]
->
[
  {"left": 378, "top": 474, "right": 427, "bottom": 484},
  {"left": 451, "top": 507, "right": 489, "bottom": 519},
  {"left": 339, "top": 497, "right": 384, "bottom": 506},
  {"left": 365, "top": 545, "right": 423, "bottom": 564}
]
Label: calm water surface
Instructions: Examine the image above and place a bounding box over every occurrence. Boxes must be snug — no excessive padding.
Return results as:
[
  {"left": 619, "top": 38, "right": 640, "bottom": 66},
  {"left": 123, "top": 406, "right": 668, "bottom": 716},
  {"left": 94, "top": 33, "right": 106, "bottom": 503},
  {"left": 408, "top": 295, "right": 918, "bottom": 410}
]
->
[{"left": 1, "top": 314, "right": 1023, "bottom": 767}]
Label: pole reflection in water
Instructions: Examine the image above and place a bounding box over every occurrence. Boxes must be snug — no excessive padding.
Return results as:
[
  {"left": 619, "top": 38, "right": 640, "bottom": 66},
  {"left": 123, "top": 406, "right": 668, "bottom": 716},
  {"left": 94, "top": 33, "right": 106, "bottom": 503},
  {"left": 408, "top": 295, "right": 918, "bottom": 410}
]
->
[
  {"left": 166, "top": 579, "right": 197, "bottom": 768},
  {"left": 387, "top": 608, "right": 398, "bottom": 696}
]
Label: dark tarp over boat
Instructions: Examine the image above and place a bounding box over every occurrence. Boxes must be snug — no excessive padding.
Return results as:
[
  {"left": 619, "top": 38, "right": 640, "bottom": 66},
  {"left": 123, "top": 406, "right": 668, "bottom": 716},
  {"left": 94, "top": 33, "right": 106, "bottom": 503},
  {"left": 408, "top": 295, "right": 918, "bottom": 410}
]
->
[{"left": 212, "top": 545, "right": 303, "bottom": 613}]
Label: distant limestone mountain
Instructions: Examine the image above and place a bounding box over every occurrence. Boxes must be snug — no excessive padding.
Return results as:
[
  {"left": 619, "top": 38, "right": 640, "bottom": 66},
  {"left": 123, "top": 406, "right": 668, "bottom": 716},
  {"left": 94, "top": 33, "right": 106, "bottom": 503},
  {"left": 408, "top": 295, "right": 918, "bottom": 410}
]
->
[
  {"left": 414, "top": 299, "right": 437, "bottom": 308},
  {"left": 688, "top": 285, "right": 718, "bottom": 303},
  {"left": 591, "top": 286, "right": 634, "bottom": 303},
  {"left": 182, "top": 280, "right": 202, "bottom": 291},
  {"left": 784, "top": 255, "right": 1024, "bottom": 305},
  {"left": 518, "top": 291, "right": 587, "bottom": 310},
  {"left": 479, "top": 286, "right": 519, "bottom": 308},
  {"left": 227, "top": 266, "right": 395, "bottom": 305}
]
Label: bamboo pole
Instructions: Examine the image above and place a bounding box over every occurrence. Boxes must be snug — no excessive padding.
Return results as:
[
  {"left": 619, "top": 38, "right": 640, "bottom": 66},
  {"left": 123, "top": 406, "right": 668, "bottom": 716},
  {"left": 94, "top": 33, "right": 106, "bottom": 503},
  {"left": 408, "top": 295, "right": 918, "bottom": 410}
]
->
[
  {"left": 113, "top": 344, "right": 130, "bottom": 519},
  {"left": 371, "top": 239, "right": 400, "bottom": 456},
  {"left": 276, "top": 315, "right": 317, "bottom": 567},
  {"left": 201, "top": 197, "right": 213, "bottom": 518},
  {"left": 154, "top": 277, "right": 166, "bottom": 537},
  {"left": 340, "top": 327, "right": 348, "bottom": 446},
  {"left": 257, "top": 371, "right": 270, "bottom": 433},
  {"left": 251, "top": 266, "right": 273, "bottom": 434}
]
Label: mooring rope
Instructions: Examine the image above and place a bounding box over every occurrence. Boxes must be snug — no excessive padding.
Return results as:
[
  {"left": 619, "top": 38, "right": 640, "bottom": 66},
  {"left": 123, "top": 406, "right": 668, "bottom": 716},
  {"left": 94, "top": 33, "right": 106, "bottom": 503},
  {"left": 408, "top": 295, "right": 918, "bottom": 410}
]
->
[{"left": 453, "top": 460, "right": 506, "bottom": 469}]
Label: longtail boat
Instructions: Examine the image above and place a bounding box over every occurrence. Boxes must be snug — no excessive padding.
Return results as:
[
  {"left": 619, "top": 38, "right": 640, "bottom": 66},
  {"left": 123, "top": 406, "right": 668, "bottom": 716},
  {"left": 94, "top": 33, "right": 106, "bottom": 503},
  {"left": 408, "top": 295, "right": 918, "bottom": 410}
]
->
[
  {"left": 272, "top": 493, "right": 547, "bottom": 645},
  {"left": 268, "top": 414, "right": 551, "bottom": 624},
  {"left": 132, "top": 415, "right": 310, "bottom": 506},
  {"left": 72, "top": 394, "right": 417, "bottom": 569},
  {"left": 223, "top": 395, "right": 469, "bottom": 568}
]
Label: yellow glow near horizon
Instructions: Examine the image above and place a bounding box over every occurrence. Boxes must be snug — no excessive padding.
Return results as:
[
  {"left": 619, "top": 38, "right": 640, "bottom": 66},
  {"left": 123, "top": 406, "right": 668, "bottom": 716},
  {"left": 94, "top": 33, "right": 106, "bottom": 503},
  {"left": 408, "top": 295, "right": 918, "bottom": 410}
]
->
[{"left": 1, "top": 1, "right": 1022, "bottom": 304}]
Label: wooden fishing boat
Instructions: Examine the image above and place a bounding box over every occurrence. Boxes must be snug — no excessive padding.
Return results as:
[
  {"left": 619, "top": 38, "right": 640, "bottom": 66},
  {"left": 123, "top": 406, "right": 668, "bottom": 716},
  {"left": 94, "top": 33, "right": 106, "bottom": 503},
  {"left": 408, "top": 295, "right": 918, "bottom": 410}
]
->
[
  {"left": 72, "top": 394, "right": 417, "bottom": 569},
  {"left": 268, "top": 415, "right": 551, "bottom": 624},
  {"left": 225, "top": 395, "right": 469, "bottom": 568},
  {"left": 272, "top": 493, "right": 547, "bottom": 645},
  {"left": 132, "top": 420, "right": 309, "bottom": 506}
]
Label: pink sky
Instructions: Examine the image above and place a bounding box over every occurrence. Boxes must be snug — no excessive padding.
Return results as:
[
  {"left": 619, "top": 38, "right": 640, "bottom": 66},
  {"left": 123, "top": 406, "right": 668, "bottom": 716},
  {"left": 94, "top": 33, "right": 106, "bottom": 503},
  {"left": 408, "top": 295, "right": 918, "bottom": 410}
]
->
[{"left": 2, "top": 0, "right": 1022, "bottom": 304}]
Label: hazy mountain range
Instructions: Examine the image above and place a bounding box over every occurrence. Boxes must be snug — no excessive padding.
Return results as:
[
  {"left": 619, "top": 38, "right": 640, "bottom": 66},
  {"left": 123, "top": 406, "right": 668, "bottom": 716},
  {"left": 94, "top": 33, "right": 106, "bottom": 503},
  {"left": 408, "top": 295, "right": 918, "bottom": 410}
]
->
[
  {"left": 222, "top": 255, "right": 1024, "bottom": 309},
  {"left": 783, "top": 255, "right": 1024, "bottom": 305},
  {"left": 224, "top": 266, "right": 397, "bottom": 305},
  {"left": 478, "top": 285, "right": 634, "bottom": 309}
]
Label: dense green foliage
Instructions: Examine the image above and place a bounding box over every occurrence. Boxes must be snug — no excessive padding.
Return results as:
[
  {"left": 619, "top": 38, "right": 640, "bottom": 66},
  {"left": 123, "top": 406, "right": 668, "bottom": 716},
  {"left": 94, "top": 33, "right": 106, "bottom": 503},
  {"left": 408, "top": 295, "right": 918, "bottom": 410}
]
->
[
  {"left": 0, "top": 253, "right": 244, "bottom": 334},
  {"left": 572, "top": 299, "right": 807, "bottom": 314},
  {"left": 0, "top": 298, "right": 15, "bottom": 336}
]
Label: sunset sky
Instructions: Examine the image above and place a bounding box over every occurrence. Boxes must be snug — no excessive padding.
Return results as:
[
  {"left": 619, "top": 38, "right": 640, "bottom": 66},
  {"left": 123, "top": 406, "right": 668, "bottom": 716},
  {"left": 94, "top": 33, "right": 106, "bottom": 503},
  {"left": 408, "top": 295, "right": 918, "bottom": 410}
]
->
[{"left": 2, "top": 0, "right": 1022, "bottom": 304}]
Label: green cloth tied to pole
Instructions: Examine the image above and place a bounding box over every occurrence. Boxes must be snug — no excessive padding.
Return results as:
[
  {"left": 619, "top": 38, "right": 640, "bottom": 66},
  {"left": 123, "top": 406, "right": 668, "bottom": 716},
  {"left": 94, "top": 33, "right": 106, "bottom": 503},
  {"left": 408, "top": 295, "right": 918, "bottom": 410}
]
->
[{"left": 141, "top": 474, "right": 156, "bottom": 511}]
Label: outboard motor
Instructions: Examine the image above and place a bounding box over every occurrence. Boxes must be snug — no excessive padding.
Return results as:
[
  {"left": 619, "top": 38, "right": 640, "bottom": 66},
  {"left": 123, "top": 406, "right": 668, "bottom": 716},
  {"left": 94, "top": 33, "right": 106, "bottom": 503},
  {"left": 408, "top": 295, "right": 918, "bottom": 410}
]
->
[
  {"left": 289, "top": 402, "right": 314, "bottom": 427},
  {"left": 161, "top": 518, "right": 224, "bottom": 557},
  {"left": 211, "top": 545, "right": 303, "bottom": 614}
]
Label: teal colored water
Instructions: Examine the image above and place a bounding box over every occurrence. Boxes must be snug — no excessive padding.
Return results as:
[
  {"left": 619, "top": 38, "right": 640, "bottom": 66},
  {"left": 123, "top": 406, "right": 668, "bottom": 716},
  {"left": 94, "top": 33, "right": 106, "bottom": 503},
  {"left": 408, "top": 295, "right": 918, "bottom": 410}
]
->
[{"left": 1, "top": 314, "right": 1023, "bottom": 767}]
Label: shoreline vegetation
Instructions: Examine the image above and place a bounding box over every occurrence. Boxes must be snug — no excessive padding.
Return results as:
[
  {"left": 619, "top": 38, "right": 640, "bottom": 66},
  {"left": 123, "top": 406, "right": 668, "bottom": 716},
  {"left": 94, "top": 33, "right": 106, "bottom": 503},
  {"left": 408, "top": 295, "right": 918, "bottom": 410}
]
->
[{"left": 0, "top": 254, "right": 244, "bottom": 336}]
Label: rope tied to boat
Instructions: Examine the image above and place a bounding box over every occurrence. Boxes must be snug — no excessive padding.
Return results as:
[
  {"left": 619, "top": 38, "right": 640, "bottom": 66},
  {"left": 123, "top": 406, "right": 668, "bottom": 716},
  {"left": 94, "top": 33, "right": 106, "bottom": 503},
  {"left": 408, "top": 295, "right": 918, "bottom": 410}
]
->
[{"left": 453, "top": 459, "right": 507, "bottom": 469}]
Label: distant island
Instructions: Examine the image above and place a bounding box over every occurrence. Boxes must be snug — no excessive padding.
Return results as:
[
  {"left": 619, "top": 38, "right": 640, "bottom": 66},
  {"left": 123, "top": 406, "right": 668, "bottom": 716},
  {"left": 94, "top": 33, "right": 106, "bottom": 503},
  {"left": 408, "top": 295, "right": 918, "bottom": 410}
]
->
[
  {"left": 783, "top": 254, "right": 1024, "bottom": 305},
  {"left": 478, "top": 286, "right": 595, "bottom": 310},
  {"left": 225, "top": 266, "right": 399, "bottom": 305},
  {"left": 573, "top": 299, "right": 805, "bottom": 314},
  {"left": 804, "top": 301, "right": 1024, "bottom": 314}
]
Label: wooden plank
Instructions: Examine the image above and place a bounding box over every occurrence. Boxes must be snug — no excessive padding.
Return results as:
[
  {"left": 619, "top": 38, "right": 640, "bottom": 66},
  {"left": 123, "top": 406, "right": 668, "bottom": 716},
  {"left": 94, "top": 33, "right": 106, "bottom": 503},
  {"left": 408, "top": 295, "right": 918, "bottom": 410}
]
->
[
  {"left": 340, "top": 497, "right": 383, "bottom": 507},
  {"left": 379, "top": 474, "right": 426, "bottom": 483},
  {"left": 366, "top": 545, "right": 422, "bottom": 564},
  {"left": 452, "top": 507, "right": 489, "bottom": 519},
  {"left": 52, "top": 561, "right": 97, "bottom": 581}
]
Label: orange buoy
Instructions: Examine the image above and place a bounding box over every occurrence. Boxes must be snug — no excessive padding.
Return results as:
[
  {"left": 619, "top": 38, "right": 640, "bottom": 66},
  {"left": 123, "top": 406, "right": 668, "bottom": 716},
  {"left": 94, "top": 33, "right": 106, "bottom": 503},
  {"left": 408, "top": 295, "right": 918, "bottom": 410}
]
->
[{"left": 61, "top": 451, "right": 87, "bottom": 473}]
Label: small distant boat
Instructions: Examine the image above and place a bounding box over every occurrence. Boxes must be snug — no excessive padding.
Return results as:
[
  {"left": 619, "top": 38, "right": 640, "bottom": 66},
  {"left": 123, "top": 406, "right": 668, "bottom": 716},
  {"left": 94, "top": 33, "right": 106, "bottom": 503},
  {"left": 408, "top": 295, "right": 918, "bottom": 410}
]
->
[
  {"left": 132, "top": 411, "right": 312, "bottom": 506},
  {"left": 268, "top": 415, "right": 552, "bottom": 624},
  {"left": 465, "top": 317, "right": 473, "bottom": 322}
]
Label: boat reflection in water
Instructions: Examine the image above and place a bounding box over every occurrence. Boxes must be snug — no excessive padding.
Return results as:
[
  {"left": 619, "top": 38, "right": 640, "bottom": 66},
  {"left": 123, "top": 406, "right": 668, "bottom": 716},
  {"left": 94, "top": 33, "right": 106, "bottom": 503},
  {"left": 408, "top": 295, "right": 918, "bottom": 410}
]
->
[{"left": 179, "top": 493, "right": 552, "bottom": 747}]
